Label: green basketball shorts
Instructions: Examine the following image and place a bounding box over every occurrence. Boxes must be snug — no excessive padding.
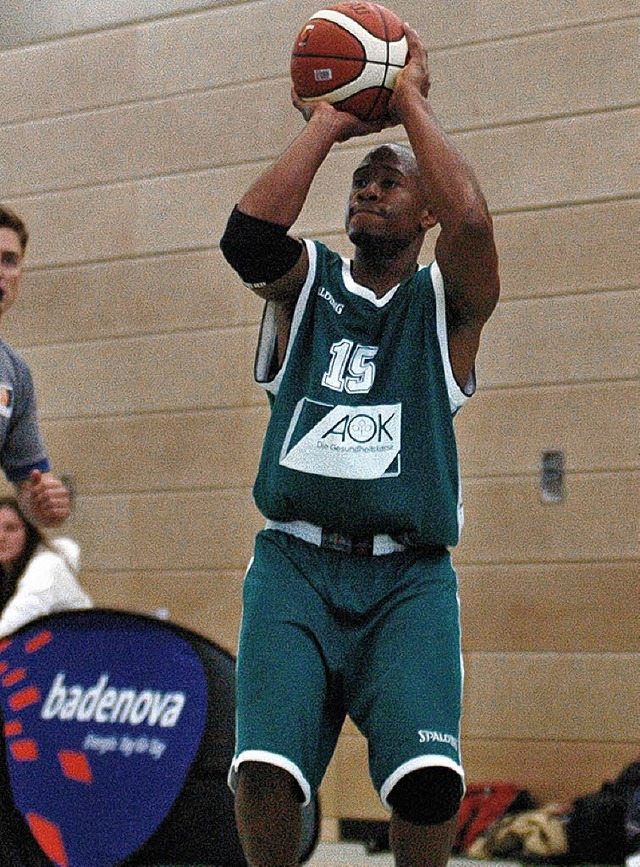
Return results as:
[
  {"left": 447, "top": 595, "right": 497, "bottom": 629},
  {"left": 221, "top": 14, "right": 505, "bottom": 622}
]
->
[{"left": 228, "top": 527, "right": 464, "bottom": 809}]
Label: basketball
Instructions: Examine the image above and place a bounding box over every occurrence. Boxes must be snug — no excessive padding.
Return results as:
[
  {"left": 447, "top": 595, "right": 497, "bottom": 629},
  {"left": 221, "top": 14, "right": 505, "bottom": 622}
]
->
[{"left": 290, "top": 2, "right": 408, "bottom": 122}]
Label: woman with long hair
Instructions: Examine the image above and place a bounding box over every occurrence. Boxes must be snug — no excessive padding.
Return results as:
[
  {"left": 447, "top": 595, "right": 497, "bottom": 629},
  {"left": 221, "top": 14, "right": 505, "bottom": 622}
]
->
[{"left": 0, "top": 496, "right": 92, "bottom": 637}]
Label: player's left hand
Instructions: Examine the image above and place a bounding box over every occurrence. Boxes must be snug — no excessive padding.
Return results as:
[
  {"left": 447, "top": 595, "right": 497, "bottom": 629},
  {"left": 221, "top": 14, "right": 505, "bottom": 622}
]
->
[
  {"left": 389, "top": 23, "right": 431, "bottom": 118},
  {"left": 21, "top": 470, "right": 71, "bottom": 527}
]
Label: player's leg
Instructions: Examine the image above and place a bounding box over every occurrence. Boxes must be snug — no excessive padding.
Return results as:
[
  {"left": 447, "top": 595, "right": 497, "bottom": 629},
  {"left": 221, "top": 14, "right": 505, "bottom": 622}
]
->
[
  {"left": 235, "top": 761, "right": 303, "bottom": 866},
  {"left": 231, "top": 530, "right": 344, "bottom": 866},
  {"left": 388, "top": 766, "right": 462, "bottom": 867},
  {"left": 389, "top": 811, "right": 458, "bottom": 867},
  {"left": 348, "top": 549, "right": 464, "bottom": 867}
]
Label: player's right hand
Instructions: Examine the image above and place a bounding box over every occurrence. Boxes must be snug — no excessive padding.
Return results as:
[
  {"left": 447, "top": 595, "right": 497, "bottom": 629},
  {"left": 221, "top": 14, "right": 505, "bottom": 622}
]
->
[
  {"left": 389, "top": 23, "right": 431, "bottom": 119},
  {"left": 291, "top": 88, "right": 398, "bottom": 142}
]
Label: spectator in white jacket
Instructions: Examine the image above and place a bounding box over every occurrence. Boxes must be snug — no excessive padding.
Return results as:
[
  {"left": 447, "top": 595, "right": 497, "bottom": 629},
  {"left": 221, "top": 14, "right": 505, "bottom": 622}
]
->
[{"left": 0, "top": 496, "right": 92, "bottom": 637}]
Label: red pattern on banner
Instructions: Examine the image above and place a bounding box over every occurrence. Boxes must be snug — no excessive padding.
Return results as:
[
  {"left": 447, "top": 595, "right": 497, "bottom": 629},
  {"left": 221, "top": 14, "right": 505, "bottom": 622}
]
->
[
  {"left": 8, "top": 684, "right": 40, "bottom": 710},
  {"left": 25, "top": 630, "right": 53, "bottom": 653},
  {"left": 10, "top": 738, "right": 39, "bottom": 761},
  {"left": 4, "top": 719, "right": 23, "bottom": 736},
  {"left": 3, "top": 667, "right": 26, "bottom": 687},
  {"left": 27, "top": 812, "right": 69, "bottom": 867},
  {"left": 58, "top": 750, "right": 93, "bottom": 784}
]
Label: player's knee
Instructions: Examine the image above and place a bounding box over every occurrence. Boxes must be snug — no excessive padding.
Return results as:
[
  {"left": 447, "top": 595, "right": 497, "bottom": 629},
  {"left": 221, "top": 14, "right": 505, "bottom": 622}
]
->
[
  {"left": 237, "top": 760, "right": 304, "bottom": 804},
  {"left": 388, "top": 767, "right": 463, "bottom": 825}
]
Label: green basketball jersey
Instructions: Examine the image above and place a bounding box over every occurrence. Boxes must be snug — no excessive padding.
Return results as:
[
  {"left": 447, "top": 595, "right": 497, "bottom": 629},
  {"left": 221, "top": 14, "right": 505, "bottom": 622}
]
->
[{"left": 252, "top": 240, "right": 472, "bottom": 546}]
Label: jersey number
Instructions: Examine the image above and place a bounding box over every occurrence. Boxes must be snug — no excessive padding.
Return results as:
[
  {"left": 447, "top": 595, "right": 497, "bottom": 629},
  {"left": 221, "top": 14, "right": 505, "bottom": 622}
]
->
[{"left": 321, "top": 339, "right": 378, "bottom": 394}]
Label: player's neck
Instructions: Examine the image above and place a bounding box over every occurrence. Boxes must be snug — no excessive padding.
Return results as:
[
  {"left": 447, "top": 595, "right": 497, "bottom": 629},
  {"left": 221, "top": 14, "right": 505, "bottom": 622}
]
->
[{"left": 351, "top": 247, "right": 419, "bottom": 298}]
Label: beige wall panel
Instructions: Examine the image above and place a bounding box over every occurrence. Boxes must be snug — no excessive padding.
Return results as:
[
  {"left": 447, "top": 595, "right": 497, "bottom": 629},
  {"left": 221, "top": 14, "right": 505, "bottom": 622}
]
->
[
  {"left": 318, "top": 754, "right": 340, "bottom": 827},
  {"left": 458, "top": 562, "right": 639, "bottom": 653},
  {"left": 4, "top": 21, "right": 636, "bottom": 199},
  {"left": 65, "top": 495, "right": 135, "bottom": 572},
  {"left": 20, "top": 328, "right": 262, "bottom": 419},
  {"left": 410, "top": 0, "right": 638, "bottom": 47},
  {"left": 0, "top": 29, "right": 141, "bottom": 124},
  {"left": 469, "top": 108, "right": 638, "bottom": 211},
  {"left": 456, "top": 380, "right": 638, "bottom": 476},
  {"left": 127, "top": 490, "right": 263, "bottom": 571},
  {"left": 131, "top": 167, "right": 278, "bottom": 258},
  {"left": 333, "top": 733, "right": 640, "bottom": 817},
  {"left": 476, "top": 290, "right": 638, "bottom": 387},
  {"left": 82, "top": 569, "right": 244, "bottom": 654},
  {"left": 4, "top": 163, "right": 256, "bottom": 267},
  {"left": 38, "top": 382, "right": 635, "bottom": 495},
  {"left": 457, "top": 472, "right": 638, "bottom": 563},
  {"left": 71, "top": 489, "right": 262, "bottom": 572},
  {"left": 433, "top": 20, "right": 637, "bottom": 130},
  {"left": 6, "top": 202, "right": 635, "bottom": 348},
  {"left": 6, "top": 186, "right": 139, "bottom": 267},
  {"left": 229, "top": 109, "right": 638, "bottom": 224},
  {"left": 462, "top": 740, "right": 640, "bottom": 804},
  {"left": 10, "top": 104, "right": 636, "bottom": 268},
  {"left": 494, "top": 200, "right": 639, "bottom": 300},
  {"left": 5, "top": 213, "right": 637, "bottom": 374},
  {"left": 463, "top": 652, "right": 639, "bottom": 741},
  {"left": 0, "top": 83, "right": 295, "bottom": 199},
  {"left": 3, "top": 1, "right": 633, "bottom": 124},
  {"left": 333, "top": 734, "right": 389, "bottom": 821},
  {"left": 40, "top": 406, "right": 268, "bottom": 494},
  {"left": 4, "top": 251, "right": 263, "bottom": 347}
]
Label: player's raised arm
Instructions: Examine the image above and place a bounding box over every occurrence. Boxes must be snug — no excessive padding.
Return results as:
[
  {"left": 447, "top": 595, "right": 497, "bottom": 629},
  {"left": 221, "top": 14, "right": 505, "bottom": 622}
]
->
[
  {"left": 389, "top": 24, "right": 500, "bottom": 386},
  {"left": 220, "top": 97, "right": 391, "bottom": 305}
]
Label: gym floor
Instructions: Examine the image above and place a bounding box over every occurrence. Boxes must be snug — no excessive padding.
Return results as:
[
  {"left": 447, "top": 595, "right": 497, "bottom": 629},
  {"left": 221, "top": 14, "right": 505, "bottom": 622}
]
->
[
  {"left": 307, "top": 841, "right": 394, "bottom": 864},
  {"left": 307, "top": 843, "right": 513, "bottom": 865}
]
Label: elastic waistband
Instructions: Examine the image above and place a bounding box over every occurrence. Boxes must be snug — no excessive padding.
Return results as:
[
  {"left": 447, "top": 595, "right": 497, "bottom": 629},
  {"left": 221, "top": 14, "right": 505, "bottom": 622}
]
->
[{"left": 264, "top": 519, "right": 446, "bottom": 557}]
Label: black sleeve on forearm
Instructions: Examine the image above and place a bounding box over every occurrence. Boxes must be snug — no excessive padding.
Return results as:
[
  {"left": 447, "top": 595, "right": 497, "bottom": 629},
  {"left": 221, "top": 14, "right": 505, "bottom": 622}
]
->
[{"left": 219, "top": 205, "right": 303, "bottom": 288}]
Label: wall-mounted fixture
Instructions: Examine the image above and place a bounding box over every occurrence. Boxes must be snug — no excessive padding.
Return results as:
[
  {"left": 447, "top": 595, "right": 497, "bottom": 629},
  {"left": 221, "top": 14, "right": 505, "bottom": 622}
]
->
[{"left": 540, "top": 450, "right": 565, "bottom": 502}]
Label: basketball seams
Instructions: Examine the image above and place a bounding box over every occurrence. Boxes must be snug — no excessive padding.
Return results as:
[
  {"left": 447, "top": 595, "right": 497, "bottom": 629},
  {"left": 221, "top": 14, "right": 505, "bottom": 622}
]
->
[
  {"left": 308, "top": 10, "right": 397, "bottom": 64},
  {"left": 291, "top": 2, "right": 408, "bottom": 121},
  {"left": 369, "top": 4, "right": 388, "bottom": 119}
]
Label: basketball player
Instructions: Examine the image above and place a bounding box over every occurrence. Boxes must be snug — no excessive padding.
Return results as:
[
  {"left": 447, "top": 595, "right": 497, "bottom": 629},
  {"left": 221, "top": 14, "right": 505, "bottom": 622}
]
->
[
  {"left": 220, "top": 22, "right": 500, "bottom": 867},
  {"left": 0, "top": 205, "right": 71, "bottom": 527}
]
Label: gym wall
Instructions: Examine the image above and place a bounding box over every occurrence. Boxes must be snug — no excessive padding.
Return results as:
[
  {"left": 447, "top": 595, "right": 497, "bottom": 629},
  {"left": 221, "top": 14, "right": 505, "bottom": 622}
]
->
[{"left": 0, "top": 0, "right": 637, "bottom": 832}]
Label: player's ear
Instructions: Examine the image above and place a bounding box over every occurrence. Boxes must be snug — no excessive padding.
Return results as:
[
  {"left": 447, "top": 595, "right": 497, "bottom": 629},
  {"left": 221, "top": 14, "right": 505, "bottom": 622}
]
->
[{"left": 420, "top": 207, "right": 438, "bottom": 231}]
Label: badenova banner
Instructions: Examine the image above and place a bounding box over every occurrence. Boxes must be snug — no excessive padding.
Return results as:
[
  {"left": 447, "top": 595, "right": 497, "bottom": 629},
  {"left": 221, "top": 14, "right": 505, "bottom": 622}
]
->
[{"left": 0, "top": 610, "right": 209, "bottom": 867}]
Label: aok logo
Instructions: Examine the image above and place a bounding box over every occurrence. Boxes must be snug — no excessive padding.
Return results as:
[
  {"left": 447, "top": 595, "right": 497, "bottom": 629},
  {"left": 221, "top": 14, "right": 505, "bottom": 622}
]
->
[
  {"left": 321, "top": 411, "right": 397, "bottom": 444},
  {"left": 40, "top": 672, "right": 186, "bottom": 728}
]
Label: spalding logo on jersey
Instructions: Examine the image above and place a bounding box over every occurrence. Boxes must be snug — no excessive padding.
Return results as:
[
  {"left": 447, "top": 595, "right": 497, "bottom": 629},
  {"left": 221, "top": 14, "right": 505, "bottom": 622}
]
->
[{"left": 280, "top": 397, "right": 401, "bottom": 478}]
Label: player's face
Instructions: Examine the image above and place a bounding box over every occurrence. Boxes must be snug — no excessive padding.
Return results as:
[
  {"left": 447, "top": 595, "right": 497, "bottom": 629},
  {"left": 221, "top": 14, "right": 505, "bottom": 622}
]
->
[
  {"left": 0, "top": 228, "right": 24, "bottom": 318},
  {"left": 0, "top": 506, "right": 27, "bottom": 569},
  {"left": 346, "top": 147, "right": 429, "bottom": 248}
]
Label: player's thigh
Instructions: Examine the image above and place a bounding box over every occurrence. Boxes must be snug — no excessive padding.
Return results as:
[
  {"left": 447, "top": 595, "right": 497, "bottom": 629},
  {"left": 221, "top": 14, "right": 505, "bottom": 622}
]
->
[
  {"left": 235, "top": 532, "right": 343, "bottom": 796},
  {"left": 349, "top": 552, "right": 464, "bottom": 801}
]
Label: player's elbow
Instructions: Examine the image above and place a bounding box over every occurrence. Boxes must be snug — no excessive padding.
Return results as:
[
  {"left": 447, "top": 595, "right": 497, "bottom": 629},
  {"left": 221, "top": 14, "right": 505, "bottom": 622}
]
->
[{"left": 460, "top": 198, "right": 495, "bottom": 240}]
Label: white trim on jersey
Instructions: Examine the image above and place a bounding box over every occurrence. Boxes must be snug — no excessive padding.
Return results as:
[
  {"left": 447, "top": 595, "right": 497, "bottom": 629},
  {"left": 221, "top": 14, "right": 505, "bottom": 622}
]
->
[
  {"left": 340, "top": 256, "right": 405, "bottom": 306},
  {"left": 254, "top": 239, "right": 318, "bottom": 396},
  {"left": 430, "top": 259, "right": 475, "bottom": 415},
  {"left": 228, "top": 749, "right": 312, "bottom": 807}
]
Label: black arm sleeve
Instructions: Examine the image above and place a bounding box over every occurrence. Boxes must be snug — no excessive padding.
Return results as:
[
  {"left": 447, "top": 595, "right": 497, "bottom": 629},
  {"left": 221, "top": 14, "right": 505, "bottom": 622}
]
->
[{"left": 219, "top": 205, "right": 303, "bottom": 289}]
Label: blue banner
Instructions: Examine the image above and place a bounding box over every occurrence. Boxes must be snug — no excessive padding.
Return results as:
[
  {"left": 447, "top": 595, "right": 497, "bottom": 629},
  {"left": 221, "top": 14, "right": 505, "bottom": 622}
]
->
[{"left": 0, "top": 611, "right": 208, "bottom": 867}]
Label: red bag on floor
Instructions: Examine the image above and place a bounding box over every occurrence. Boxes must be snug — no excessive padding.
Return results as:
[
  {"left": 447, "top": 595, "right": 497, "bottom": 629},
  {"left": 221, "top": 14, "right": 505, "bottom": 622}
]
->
[{"left": 454, "top": 782, "right": 536, "bottom": 853}]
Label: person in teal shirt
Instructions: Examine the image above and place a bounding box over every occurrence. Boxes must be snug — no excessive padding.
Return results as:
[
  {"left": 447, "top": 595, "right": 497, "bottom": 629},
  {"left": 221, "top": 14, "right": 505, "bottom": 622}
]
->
[{"left": 221, "top": 21, "right": 500, "bottom": 867}]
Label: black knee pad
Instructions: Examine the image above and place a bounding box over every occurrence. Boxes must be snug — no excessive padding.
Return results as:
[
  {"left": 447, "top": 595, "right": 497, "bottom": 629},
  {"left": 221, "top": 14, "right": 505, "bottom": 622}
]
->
[{"left": 388, "top": 767, "right": 464, "bottom": 825}]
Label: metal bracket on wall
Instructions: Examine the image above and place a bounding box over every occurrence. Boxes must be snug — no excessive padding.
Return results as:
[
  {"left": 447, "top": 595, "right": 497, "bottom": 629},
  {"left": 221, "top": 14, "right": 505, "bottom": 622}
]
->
[{"left": 540, "top": 450, "right": 565, "bottom": 502}]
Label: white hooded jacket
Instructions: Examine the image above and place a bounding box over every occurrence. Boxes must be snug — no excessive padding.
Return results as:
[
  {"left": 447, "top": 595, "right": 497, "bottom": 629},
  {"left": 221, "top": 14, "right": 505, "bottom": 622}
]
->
[{"left": 0, "top": 537, "right": 92, "bottom": 637}]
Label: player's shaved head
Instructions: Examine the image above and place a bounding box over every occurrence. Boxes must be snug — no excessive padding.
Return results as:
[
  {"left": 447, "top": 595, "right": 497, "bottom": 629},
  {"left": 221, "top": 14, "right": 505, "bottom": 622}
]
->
[{"left": 359, "top": 143, "right": 419, "bottom": 178}]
